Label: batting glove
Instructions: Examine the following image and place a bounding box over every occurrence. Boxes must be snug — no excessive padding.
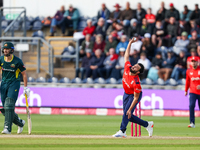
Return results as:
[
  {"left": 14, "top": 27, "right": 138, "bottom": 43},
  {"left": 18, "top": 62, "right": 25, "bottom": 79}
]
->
[{"left": 23, "top": 87, "right": 30, "bottom": 98}]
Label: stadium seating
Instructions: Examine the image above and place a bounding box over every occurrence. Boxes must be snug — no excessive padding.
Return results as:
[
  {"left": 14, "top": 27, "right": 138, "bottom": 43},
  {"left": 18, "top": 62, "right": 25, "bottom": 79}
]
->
[
  {"left": 86, "top": 78, "right": 94, "bottom": 84},
  {"left": 82, "top": 77, "right": 94, "bottom": 84},
  {"left": 13, "top": 21, "right": 20, "bottom": 31},
  {"left": 28, "top": 16, "right": 35, "bottom": 25},
  {"left": 1, "top": 20, "right": 8, "bottom": 30},
  {"left": 166, "top": 78, "right": 178, "bottom": 86},
  {"left": 177, "top": 78, "right": 186, "bottom": 85},
  {"left": 59, "top": 77, "right": 71, "bottom": 83},
  {"left": 47, "top": 77, "right": 58, "bottom": 83},
  {"left": 22, "top": 21, "right": 31, "bottom": 30},
  {"left": 61, "top": 46, "right": 76, "bottom": 61},
  {"left": 39, "top": 16, "right": 45, "bottom": 22},
  {"left": 77, "top": 16, "right": 87, "bottom": 30},
  {"left": 71, "top": 77, "right": 82, "bottom": 83},
  {"left": 28, "top": 77, "right": 35, "bottom": 82},
  {"left": 91, "top": 16, "right": 98, "bottom": 26},
  {"left": 32, "top": 20, "right": 43, "bottom": 30},
  {"left": 36, "top": 77, "right": 46, "bottom": 83},
  {"left": 106, "top": 78, "right": 117, "bottom": 84},
  {"left": 31, "top": 30, "right": 45, "bottom": 45},
  {"left": 117, "top": 78, "right": 122, "bottom": 84},
  {"left": 141, "top": 78, "right": 154, "bottom": 85},
  {"left": 94, "top": 77, "right": 106, "bottom": 84},
  {"left": 155, "top": 78, "right": 166, "bottom": 86},
  {"left": 1, "top": 16, "right": 5, "bottom": 20}
]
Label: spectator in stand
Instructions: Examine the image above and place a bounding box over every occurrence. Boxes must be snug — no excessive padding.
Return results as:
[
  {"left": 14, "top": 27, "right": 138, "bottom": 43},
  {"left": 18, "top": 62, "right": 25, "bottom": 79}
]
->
[
  {"left": 97, "top": 3, "right": 110, "bottom": 21},
  {"left": 130, "top": 33, "right": 143, "bottom": 55},
  {"left": 180, "top": 5, "right": 192, "bottom": 22},
  {"left": 82, "top": 19, "right": 95, "bottom": 36},
  {"left": 147, "top": 52, "right": 163, "bottom": 81},
  {"left": 116, "top": 35, "right": 129, "bottom": 54},
  {"left": 158, "top": 49, "right": 176, "bottom": 81},
  {"left": 120, "top": 2, "right": 133, "bottom": 27},
  {"left": 190, "top": 20, "right": 200, "bottom": 34},
  {"left": 166, "top": 17, "right": 178, "bottom": 47},
  {"left": 93, "top": 17, "right": 106, "bottom": 39},
  {"left": 173, "top": 32, "right": 189, "bottom": 55},
  {"left": 187, "top": 30, "right": 200, "bottom": 52},
  {"left": 61, "top": 4, "right": 80, "bottom": 35},
  {"left": 93, "top": 34, "right": 106, "bottom": 53},
  {"left": 130, "top": 50, "right": 140, "bottom": 66},
  {"left": 186, "top": 48, "right": 200, "bottom": 69},
  {"left": 106, "top": 22, "right": 117, "bottom": 36},
  {"left": 138, "top": 18, "right": 152, "bottom": 36},
  {"left": 140, "top": 33, "right": 155, "bottom": 61},
  {"left": 127, "top": 19, "right": 140, "bottom": 39},
  {"left": 152, "top": 20, "right": 166, "bottom": 48},
  {"left": 165, "top": 3, "right": 180, "bottom": 22},
  {"left": 134, "top": 2, "right": 146, "bottom": 25},
  {"left": 98, "top": 48, "right": 118, "bottom": 79},
  {"left": 86, "top": 49, "right": 105, "bottom": 79},
  {"left": 145, "top": 8, "right": 156, "bottom": 24},
  {"left": 104, "top": 35, "right": 118, "bottom": 56},
  {"left": 109, "top": 3, "right": 122, "bottom": 22},
  {"left": 170, "top": 50, "right": 187, "bottom": 81},
  {"left": 190, "top": 4, "right": 200, "bottom": 21},
  {"left": 176, "top": 5, "right": 191, "bottom": 37},
  {"left": 137, "top": 52, "right": 151, "bottom": 80},
  {"left": 177, "top": 19, "right": 190, "bottom": 37},
  {"left": 50, "top": 6, "right": 65, "bottom": 36},
  {"left": 76, "top": 49, "right": 93, "bottom": 80},
  {"left": 156, "top": 1, "right": 166, "bottom": 21},
  {"left": 198, "top": 44, "right": 200, "bottom": 57},
  {"left": 79, "top": 34, "right": 94, "bottom": 58},
  {"left": 106, "top": 21, "right": 123, "bottom": 41},
  {"left": 97, "top": 3, "right": 110, "bottom": 30},
  {"left": 110, "top": 47, "right": 125, "bottom": 80}
]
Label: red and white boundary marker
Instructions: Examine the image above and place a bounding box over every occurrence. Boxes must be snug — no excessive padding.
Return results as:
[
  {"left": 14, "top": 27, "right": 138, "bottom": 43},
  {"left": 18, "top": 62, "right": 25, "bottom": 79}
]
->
[{"left": 0, "top": 107, "right": 198, "bottom": 117}]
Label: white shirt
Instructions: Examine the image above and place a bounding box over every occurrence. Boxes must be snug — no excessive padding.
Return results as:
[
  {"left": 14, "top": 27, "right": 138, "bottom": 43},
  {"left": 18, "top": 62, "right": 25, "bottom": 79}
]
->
[
  {"left": 130, "top": 40, "right": 143, "bottom": 54},
  {"left": 85, "top": 41, "right": 90, "bottom": 46},
  {"left": 137, "top": 58, "right": 151, "bottom": 70}
]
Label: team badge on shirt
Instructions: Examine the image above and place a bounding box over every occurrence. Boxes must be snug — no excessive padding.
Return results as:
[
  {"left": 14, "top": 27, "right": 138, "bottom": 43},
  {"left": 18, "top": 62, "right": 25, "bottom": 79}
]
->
[
  {"left": 11, "top": 64, "right": 15, "bottom": 68},
  {"left": 134, "top": 77, "right": 140, "bottom": 84},
  {"left": 1, "top": 63, "right": 3, "bottom": 66}
]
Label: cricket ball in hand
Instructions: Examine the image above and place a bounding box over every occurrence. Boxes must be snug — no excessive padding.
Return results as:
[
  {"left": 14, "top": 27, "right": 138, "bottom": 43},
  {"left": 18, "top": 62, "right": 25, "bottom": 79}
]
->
[{"left": 134, "top": 37, "right": 137, "bottom": 41}]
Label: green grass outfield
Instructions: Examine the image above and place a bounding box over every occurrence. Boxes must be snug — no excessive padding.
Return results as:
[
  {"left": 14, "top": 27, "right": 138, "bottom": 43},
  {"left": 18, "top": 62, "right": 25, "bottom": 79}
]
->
[{"left": 0, "top": 114, "right": 200, "bottom": 150}]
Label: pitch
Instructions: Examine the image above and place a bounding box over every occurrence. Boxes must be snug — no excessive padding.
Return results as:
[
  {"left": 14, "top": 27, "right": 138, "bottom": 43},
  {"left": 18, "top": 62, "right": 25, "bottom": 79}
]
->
[{"left": 0, "top": 114, "right": 200, "bottom": 149}]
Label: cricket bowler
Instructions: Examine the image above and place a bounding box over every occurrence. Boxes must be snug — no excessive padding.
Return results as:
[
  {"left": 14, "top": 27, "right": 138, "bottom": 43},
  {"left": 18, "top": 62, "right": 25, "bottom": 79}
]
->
[
  {"left": 0, "top": 42, "right": 30, "bottom": 134},
  {"left": 185, "top": 57, "right": 200, "bottom": 128},
  {"left": 113, "top": 38, "right": 154, "bottom": 137}
]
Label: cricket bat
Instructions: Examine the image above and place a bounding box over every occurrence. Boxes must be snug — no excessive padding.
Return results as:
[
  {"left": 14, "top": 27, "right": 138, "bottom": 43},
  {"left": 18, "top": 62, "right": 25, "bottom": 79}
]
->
[{"left": 25, "top": 94, "right": 32, "bottom": 135}]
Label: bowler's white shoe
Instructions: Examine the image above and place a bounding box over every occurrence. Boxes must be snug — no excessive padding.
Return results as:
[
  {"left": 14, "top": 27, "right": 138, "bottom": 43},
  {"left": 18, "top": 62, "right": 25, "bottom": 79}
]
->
[
  {"left": 112, "top": 130, "right": 127, "bottom": 138},
  {"left": 17, "top": 120, "right": 25, "bottom": 134},
  {"left": 1, "top": 129, "right": 11, "bottom": 134},
  {"left": 188, "top": 123, "right": 195, "bottom": 128},
  {"left": 146, "top": 121, "right": 154, "bottom": 137}
]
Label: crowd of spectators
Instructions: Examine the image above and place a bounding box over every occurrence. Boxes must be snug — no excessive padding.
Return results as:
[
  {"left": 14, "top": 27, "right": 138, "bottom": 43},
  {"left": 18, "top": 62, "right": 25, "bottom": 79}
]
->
[
  {"left": 50, "top": 5, "right": 80, "bottom": 36},
  {"left": 51, "top": 2, "right": 200, "bottom": 82}
]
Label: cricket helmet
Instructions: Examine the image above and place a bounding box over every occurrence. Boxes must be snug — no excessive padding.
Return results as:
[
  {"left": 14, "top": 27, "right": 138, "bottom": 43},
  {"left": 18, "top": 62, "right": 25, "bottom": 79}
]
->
[{"left": 2, "top": 42, "right": 14, "bottom": 55}]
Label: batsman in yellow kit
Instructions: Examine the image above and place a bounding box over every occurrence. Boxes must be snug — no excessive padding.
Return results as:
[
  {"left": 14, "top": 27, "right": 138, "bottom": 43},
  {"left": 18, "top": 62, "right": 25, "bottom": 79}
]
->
[{"left": 0, "top": 42, "right": 30, "bottom": 134}]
